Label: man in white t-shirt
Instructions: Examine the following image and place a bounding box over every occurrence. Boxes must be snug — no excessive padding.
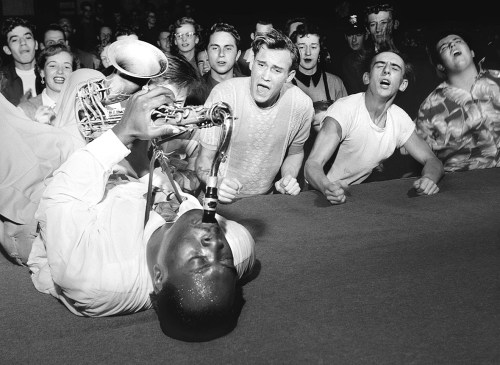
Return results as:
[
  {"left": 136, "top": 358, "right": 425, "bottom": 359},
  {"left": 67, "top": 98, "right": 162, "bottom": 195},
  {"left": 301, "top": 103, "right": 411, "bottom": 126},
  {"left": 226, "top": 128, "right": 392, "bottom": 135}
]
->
[
  {"left": 1, "top": 17, "right": 43, "bottom": 106},
  {"left": 196, "top": 29, "right": 314, "bottom": 203},
  {"left": 305, "top": 50, "right": 444, "bottom": 204}
]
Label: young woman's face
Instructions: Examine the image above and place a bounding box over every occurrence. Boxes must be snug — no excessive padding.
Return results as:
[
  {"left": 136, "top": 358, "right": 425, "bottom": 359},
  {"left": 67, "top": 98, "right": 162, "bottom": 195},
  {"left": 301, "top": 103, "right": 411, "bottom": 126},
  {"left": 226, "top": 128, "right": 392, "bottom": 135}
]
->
[{"left": 41, "top": 51, "right": 74, "bottom": 94}]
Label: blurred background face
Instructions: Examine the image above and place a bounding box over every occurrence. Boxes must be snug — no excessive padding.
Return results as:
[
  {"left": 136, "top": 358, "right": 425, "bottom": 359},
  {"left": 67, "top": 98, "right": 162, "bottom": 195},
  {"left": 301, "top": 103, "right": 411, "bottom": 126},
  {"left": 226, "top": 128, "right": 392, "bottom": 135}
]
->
[
  {"left": 367, "top": 11, "right": 394, "bottom": 45},
  {"left": 207, "top": 31, "right": 240, "bottom": 75},
  {"left": 296, "top": 34, "right": 321, "bottom": 72},
  {"left": 58, "top": 18, "right": 73, "bottom": 41},
  {"left": 99, "top": 26, "right": 112, "bottom": 45},
  {"left": 43, "top": 30, "right": 66, "bottom": 48},
  {"left": 158, "top": 31, "right": 171, "bottom": 53},
  {"left": 346, "top": 33, "right": 366, "bottom": 51},
  {"left": 41, "top": 51, "right": 73, "bottom": 94},
  {"left": 196, "top": 50, "right": 210, "bottom": 75}
]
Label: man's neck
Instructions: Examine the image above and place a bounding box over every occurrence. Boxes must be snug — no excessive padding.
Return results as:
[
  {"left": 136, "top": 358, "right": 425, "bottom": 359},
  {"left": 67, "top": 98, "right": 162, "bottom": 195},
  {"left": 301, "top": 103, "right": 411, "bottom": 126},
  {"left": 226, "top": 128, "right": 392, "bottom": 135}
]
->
[
  {"left": 180, "top": 49, "right": 195, "bottom": 61},
  {"left": 364, "top": 89, "right": 395, "bottom": 128},
  {"left": 210, "top": 69, "right": 234, "bottom": 83},
  {"left": 14, "top": 60, "right": 35, "bottom": 71},
  {"left": 447, "top": 65, "right": 479, "bottom": 92}
]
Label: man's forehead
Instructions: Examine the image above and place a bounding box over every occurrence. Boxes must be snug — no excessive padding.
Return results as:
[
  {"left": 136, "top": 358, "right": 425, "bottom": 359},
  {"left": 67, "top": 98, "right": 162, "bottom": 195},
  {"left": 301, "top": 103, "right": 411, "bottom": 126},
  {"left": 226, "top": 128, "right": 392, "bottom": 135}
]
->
[
  {"left": 8, "top": 26, "right": 33, "bottom": 38},
  {"left": 255, "top": 46, "right": 292, "bottom": 68},
  {"left": 255, "top": 23, "right": 272, "bottom": 33},
  {"left": 45, "top": 30, "right": 64, "bottom": 41},
  {"left": 367, "top": 11, "right": 392, "bottom": 21},
  {"left": 210, "top": 31, "right": 237, "bottom": 46},
  {"left": 373, "top": 52, "right": 403, "bottom": 66}
]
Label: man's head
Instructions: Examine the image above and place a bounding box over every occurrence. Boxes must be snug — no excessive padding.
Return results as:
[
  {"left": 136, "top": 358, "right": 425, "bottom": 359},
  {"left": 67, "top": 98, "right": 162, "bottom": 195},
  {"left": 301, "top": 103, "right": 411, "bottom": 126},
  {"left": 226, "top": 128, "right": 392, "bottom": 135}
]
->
[
  {"left": 39, "top": 23, "right": 67, "bottom": 50},
  {"left": 149, "top": 53, "right": 203, "bottom": 107},
  {"left": 2, "top": 17, "right": 38, "bottom": 69},
  {"left": 363, "top": 50, "right": 410, "bottom": 98},
  {"left": 146, "top": 11, "right": 157, "bottom": 28},
  {"left": 115, "top": 26, "right": 139, "bottom": 41},
  {"left": 290, "top": 21, "right": 322, "bottom": 73},
  {"left": 343, "top": 14, "right": 367, "bottom": 51},
  {"left": 206, "top": 22, "right": 241, "bottom": 77},
  {"left": 426, "top": 29, "right": 475, "bottom": 78},
  {"left": 170, "top": 17, "right": 201, "bottom": 56},
  {"left": 250, "top": 28, "right": 299, "bottom": 108},
  {"left": 58, "top": 17, "right": 74, "bottom": 42},
  {"left": 250, "top": 19, "right": 273, "bottom": 41},
  {"left": 195, "top": 47, "right": 210, "bottom": 75},
  {"left": 98, "top": 25, "right": 113, "bottom": 46},
  {"left": 157, "top": 30, "right": 171, "bottom": 53},
  {"left": 364, "top": 2, "right": 399, "bottom": 49},
  {"left": 148, "top": 209, "right": 253, "bottom": 341}
]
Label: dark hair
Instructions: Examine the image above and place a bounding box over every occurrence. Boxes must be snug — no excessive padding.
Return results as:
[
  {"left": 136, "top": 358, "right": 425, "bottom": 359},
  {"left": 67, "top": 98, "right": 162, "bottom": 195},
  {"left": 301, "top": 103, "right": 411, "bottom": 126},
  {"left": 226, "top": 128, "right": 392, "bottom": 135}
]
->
[
  {"left": 282, "top": 16, "right": 307, "bottom": 36},
  {"left": 1, "top": 17, "right": 36, "bottom": 46},
  {"left": 289, "top": 21, "right": 321, "bottom": 44},
  {"left": 425, "top": 28, "right": 474, "bottom": 70},
  {"left": 150, "top": 282, "right": 243, "bottom": 342},
  {"left": 115, "top": 25, "right": 138, "bottom": 39},
  {"left": 207, "top": 22, "right": 241, "bottom": 50},
  {"left": 364, "top": 47, "right": 414, "bottom": 82},
  {"left": 252, "top": 28, "right": 300, "bottom": 72},
  {"left": 40, "top": 23, "right": 67, "bottom": 44},
  {"left": 150, "top": 53, "right": 202, "bottom": 96},
  {"left": 36, "top": 43, "right": 76, "bottom": 72},
  {"left": 364, "top": 1, "right": 396, "bottom": 21}
]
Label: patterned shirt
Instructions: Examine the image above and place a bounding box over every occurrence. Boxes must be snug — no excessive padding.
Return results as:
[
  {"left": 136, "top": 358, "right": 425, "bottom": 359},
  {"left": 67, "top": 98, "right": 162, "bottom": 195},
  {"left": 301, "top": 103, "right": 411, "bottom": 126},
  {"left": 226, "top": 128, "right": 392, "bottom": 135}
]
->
[
  {"left": 199, "top": 77, "right": 313, "bottom": 197},
  {"left": 415, "top": 69, "right": 500, "bottom": 172}
]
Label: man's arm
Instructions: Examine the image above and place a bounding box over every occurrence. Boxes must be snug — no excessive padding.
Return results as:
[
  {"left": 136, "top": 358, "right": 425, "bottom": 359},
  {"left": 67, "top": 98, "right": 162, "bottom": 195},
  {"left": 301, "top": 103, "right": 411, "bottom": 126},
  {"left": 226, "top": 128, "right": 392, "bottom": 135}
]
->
[
  {"left": 274, "top": 151, "right": 303, "bottom": 196},
  {"left": 403, "top": 131, "right": 444, "bottom": 196},
  {"left": 304, "top": 117, "right": 348, "bottom": 204},
  {"left": 195, "top": 144, "right": 241, "bottom": 204}
]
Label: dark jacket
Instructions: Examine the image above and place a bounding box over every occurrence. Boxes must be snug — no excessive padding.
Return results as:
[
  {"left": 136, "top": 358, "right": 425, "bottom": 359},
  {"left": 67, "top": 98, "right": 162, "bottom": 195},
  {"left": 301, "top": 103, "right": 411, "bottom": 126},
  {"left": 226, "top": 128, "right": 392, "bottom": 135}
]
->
[{"left": 0, "top": 62, "right": 43, "bottom": 106}]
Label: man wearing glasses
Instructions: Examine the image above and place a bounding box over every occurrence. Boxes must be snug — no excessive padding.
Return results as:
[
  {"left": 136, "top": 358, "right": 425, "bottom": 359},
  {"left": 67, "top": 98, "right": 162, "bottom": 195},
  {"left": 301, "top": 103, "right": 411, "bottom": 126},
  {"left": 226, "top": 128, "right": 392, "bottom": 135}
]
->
[{"left": 169, "top": 17, "right": 202, "bottom": 75}]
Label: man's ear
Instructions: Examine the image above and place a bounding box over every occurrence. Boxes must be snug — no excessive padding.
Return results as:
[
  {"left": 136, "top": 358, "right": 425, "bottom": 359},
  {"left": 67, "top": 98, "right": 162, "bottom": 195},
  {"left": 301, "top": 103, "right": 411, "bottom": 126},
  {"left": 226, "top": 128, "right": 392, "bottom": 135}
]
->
[
  {"left": 3, "top": 45, "right": 12, "bottom": 56},
  {"left": 35, "top": 40, "right": 38, "bottom": 51},
  {"left": 39, "top": 42, "right": 45, "bottom": 50},
  {"left": 393, "top": 19, "right": 399, "bottom": 30},
  {"left": 362, "top": 71, "right": 370, "bottom": 85},
  {"left": 399, "top": 78, "right": 408, "bottom": 92},
  {"left": 250, "top": 32, "right": 255, "bottom": 41},
  {"left": 236, "top": 49, "right": 241, "bottom": 62},
  {"left": 436, "top": 64, "right": 445, "bottom": 72},
  {"left": 153, "top": 264, "right": 164, "bottom": 293},
  {"left": 471, "top": 49, "right": 475, "bottom": 58},
  {"left": 286, "top": 69, "right": 296, "bottom": 83}
]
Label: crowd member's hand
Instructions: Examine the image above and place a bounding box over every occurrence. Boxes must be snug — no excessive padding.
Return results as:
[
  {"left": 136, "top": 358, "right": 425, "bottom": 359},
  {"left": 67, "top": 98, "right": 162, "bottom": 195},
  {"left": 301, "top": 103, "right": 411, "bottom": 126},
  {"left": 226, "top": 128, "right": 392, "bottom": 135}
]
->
[
  {"left": 413, "top": 176, "right": 439, "bottom": 196},
  {"left": 112, "top": 86, "right": 184, "bottom": 146},
  {"left": 217, "top": 177, "right": 242, "bottom": 204},
  {"left": 275, "top": 175, "right": 300, "bottom": 196},
  {"left": 19, "top": 89, "right": 32, "bottom": 104},
  {"left": 323, "top": 180, "right": 348, "bottom": 205},
  {"left": 34, "top": 106, "right": 56, "bottom": 124}
]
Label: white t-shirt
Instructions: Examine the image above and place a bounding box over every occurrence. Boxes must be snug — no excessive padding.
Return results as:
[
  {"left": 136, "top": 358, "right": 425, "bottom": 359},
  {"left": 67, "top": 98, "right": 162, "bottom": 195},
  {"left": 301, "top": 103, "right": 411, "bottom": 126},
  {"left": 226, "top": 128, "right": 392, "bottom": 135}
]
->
[
  {"left": 15, "top": 68, "right": 37, "bottom": 96},
  {"left": 325, "top": 92, "right": 415, "bottom": 184}
]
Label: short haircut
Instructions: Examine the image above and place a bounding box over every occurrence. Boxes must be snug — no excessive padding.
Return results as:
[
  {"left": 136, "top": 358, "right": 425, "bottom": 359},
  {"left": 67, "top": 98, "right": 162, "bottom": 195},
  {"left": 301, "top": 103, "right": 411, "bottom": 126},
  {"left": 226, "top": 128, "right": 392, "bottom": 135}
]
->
[
  {"left": 207, "top": 22, "right": 241, "bottom": 50},
  {"left": 36, "top": 43, "right": 76, "bottom": 72},
  {"left": 149, "top": 53, "right": 202, "bottom": 97},
  {"left": 114, "top": 25, "right": 138, "bottom": 39},
  {"left": 1, "top": 17, "right": 36, "bottom": 46},
  {"left": 365, "top": 47, "right": 414, "bottom": 82},
  {"left": 150, "top": 281, "right": 243, "bottom": 342},
  {"left": 364, "top": 1, "right": 396, "bottom": 20},
  {"left": 425, "top": 28, "right": 474, "bottom": 69},
  {"left": 251, "top": 28, "right": 299, "bottom": 72},
  {"left": 39, "top": 23, "right": 67, "bottom": 44}
]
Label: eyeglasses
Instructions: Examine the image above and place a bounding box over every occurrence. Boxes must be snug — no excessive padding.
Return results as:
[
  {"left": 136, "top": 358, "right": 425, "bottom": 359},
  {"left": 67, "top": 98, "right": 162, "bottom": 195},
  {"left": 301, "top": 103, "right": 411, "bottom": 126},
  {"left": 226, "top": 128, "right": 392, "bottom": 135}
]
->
[{"left": 174, "top": 32, "right": 196, "bottom": 39}]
